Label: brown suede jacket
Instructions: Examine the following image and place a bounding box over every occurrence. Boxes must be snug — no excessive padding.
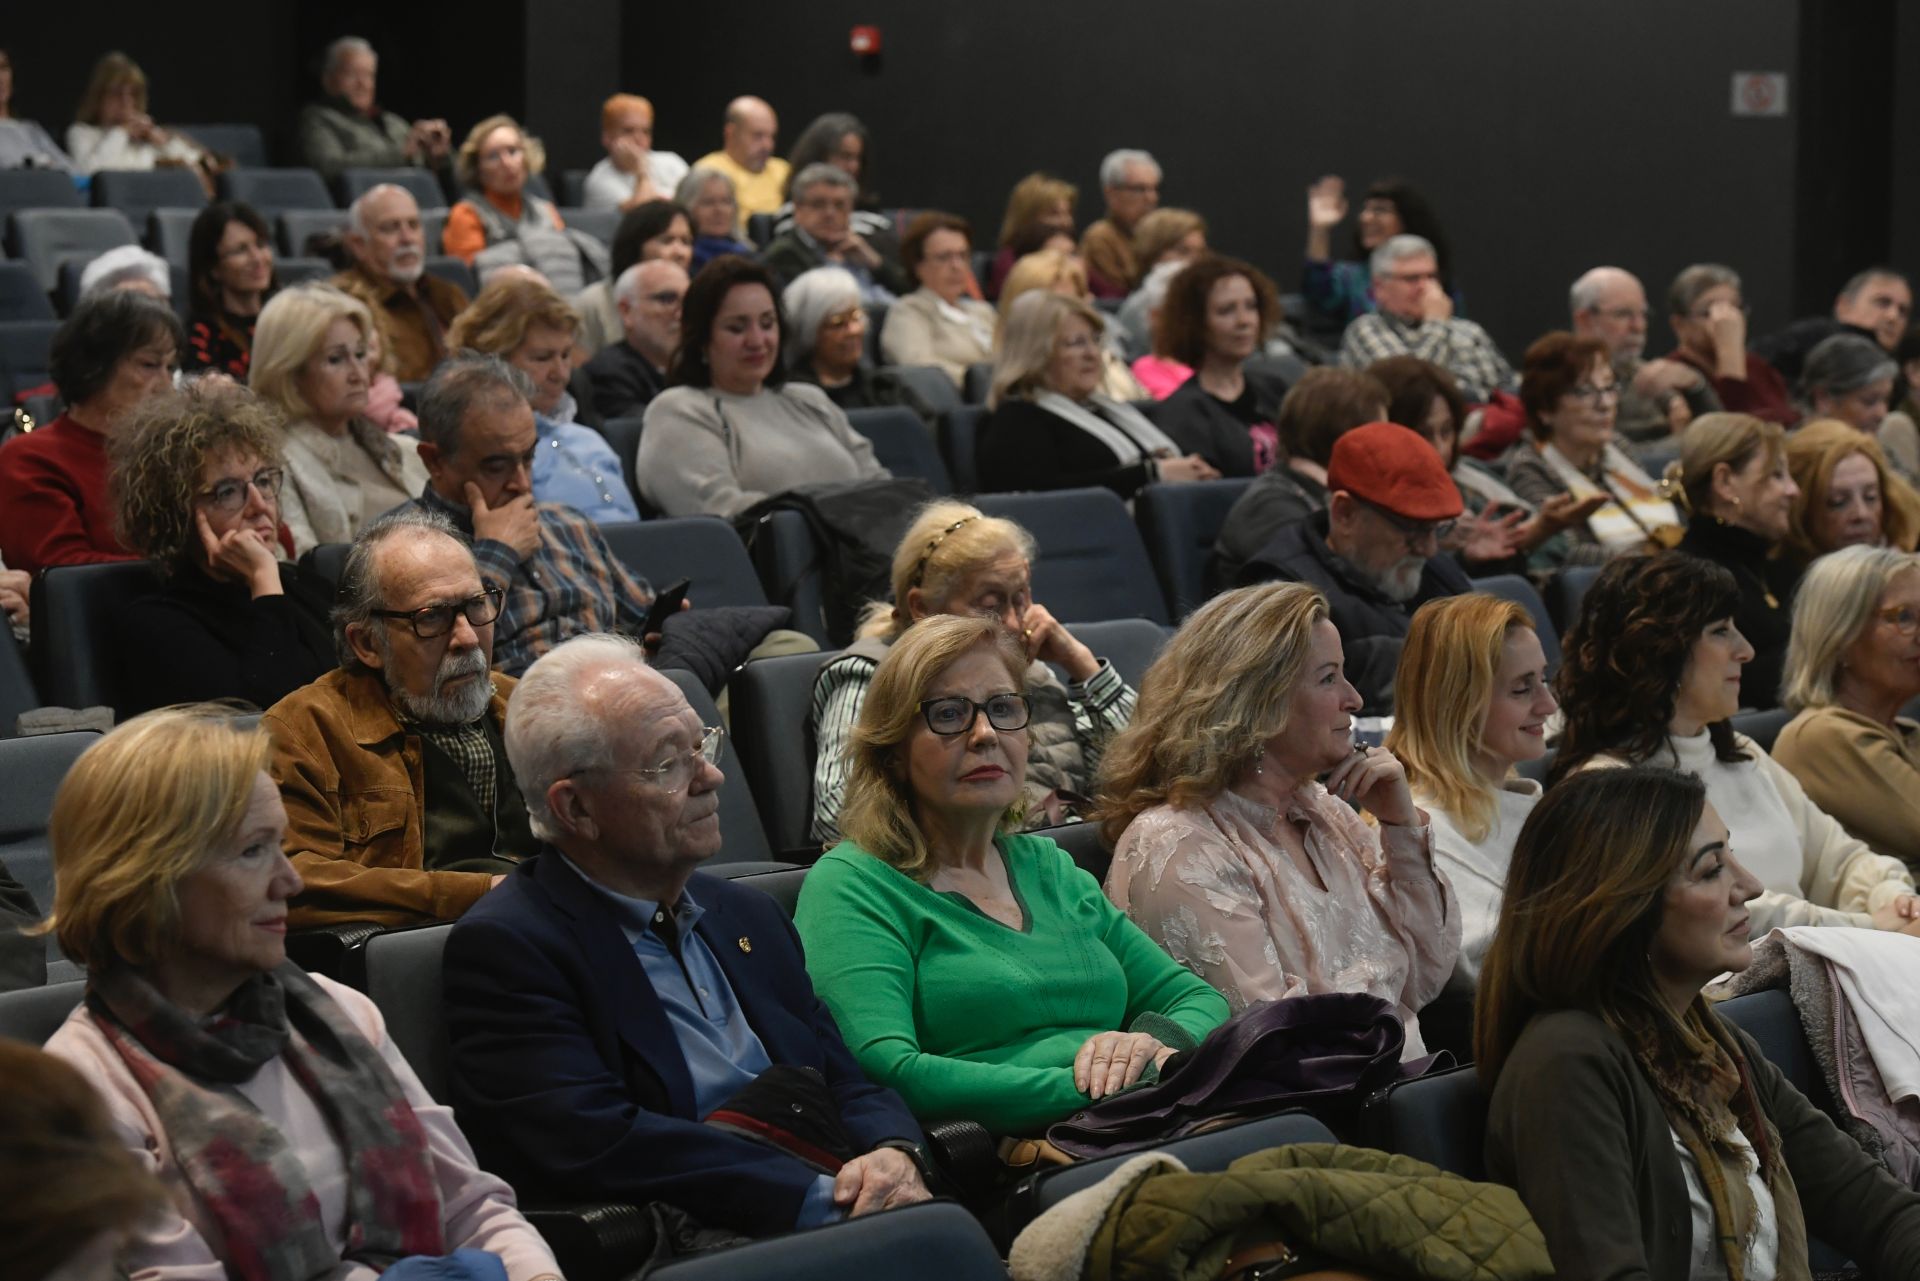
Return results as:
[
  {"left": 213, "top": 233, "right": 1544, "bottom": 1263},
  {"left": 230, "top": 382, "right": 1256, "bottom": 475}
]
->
[{"left": 266, "top": 667, "right": 516, "bottom": 929}]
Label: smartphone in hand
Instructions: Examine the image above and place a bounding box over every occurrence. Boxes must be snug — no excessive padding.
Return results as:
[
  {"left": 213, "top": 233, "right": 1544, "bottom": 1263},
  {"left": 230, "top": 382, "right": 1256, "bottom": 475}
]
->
[{"left": 641, "top": 578, "right": 692, "bottom": 636}]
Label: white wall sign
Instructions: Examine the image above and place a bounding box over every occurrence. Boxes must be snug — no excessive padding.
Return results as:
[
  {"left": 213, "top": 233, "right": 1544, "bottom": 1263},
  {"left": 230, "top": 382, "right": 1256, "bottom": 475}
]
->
[{"left": 1731, "top": 72, "right": 1789, "bottom": 117}]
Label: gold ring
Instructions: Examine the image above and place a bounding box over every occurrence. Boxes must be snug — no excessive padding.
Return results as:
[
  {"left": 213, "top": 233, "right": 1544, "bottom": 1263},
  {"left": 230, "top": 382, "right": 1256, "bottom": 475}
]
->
[{"left": 1023, "top": 628, "right": 1032, "bottom": 639}]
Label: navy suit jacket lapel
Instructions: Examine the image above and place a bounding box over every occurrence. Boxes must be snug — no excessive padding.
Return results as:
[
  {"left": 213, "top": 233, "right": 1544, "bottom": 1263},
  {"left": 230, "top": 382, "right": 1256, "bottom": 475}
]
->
[
  {"left": 693, "top": 885, "right": 791, "bottom": 1063},
  {"left": 533, "top": 852, "right": 698, "bottom": 1117}
]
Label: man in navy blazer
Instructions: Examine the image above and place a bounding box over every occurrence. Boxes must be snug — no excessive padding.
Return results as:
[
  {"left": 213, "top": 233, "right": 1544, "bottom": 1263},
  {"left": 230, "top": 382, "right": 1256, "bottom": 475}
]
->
[{"left": 442, "top": 633, "right": 928, "bottom": 1237}]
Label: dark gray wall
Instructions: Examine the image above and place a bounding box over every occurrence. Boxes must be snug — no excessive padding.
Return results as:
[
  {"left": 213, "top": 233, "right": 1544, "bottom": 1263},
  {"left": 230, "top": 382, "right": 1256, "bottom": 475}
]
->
[{"left": 629, "top": 0, "right": 1801, "bottom": 357}]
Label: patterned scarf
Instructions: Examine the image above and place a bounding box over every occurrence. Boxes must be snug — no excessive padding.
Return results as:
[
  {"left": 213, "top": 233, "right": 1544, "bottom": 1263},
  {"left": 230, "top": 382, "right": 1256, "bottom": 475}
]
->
[
  {"left": 1628, "top": 999, "right": 1810, "bottom": 1281},
  {"left": 87, "top": 963, "right": 445, "bottom": 1281}
]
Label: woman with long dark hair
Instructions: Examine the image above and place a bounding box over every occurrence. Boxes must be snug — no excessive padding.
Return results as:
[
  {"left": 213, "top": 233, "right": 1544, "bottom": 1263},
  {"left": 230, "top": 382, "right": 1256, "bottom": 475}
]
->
[{"left": 185, "top": 202, "right": 280, "bottom": 378}]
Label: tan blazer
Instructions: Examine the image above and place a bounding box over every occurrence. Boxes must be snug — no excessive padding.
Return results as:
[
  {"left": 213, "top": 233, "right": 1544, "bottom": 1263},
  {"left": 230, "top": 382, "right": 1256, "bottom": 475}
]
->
[{"left": 879, "top": 288, "right": 996, "bottom": 387}]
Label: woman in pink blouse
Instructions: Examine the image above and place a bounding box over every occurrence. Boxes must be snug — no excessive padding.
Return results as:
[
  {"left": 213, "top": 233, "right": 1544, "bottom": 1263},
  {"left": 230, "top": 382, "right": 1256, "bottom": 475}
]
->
[
  {"left": 40, "top": 706, "right": 561, "bottom": 1281},
  {"left": 1095, "top": 581, "right": 1459, "bottom": 1058}
]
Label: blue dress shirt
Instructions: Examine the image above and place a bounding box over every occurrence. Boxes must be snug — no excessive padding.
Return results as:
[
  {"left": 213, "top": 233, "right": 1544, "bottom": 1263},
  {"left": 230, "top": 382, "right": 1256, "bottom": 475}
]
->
[{"left": 533, "top": 412, "right": 639, "bottom": 523}]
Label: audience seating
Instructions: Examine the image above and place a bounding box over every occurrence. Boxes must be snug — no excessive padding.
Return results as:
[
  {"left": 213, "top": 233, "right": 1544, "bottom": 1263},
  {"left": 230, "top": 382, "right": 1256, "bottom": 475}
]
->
[
  {"left": 0, "top": 319, "right": 58, "bottom": 401},
  {"left": 558, "top": 170, "right": 589, "bottom": 207},
  {"left": 90, "top": 169, "right": 207, "bottom": 229},
  {"left": 305, "top": 541, "right": 351, "bottom": 588},
  {"left": 278, "top": 209, "right": 352, "bottom": 257},
  {"left": 275, "top": 256, "right": 336, "bottom": 287},
  {"left": 596, "top": 516, "right": 770, "bottom": 609},
  {"left": 1544, "top": 564, "right": 1602, "bottom": 636},
  {"left": 420, "top": 208, "right": 449, "bottom": 258},
  {"left": 938, "top": 405, "right": 985, "bottom": 494},
  {"left": 0, "top": 635, "right": 38, "bottom": 737},
  {"left": 558, "top": 206, "right": 617, "bottom": 247},
  {"left": 723, "top": 864, "right": 809, "bottom": 916},
  {"left": 146, "top": 207, "right": 200, "bottom": 269},
  {"left": 423, "top": 255, "right": 477, "bottom": 298},
  {"left": 1133, "top": 478, "right": 1254, "bottom": 618},
  {"left": 1035, "top": 820, "right": 1109, "bottom": 882},
  {"left": 0, "top": 978, "right": 84, "bottom": 1043},
  {"left": 745, "top": 212, "right": 776, "bottom": 248},
  {"left": 1732, "top": 706, "right": 1794, "bottom": 752},
  {"left": 29, "top": 560, "right": 161, "bottom": 716},
  {"left": 975, "top": 488, "right": 1171, "bottom": 625},
  {"left": 523, "top": 173, "right": 556, "bottom": 204},
  {"left": 1469, "top": 573, "right": 1560, "bottom": 671},
  {"left": 880, "top": 364, "right": 961, "bottom": 417},
  {"left": 1058, "top": 617, "right": 1169, "bottom": 689},
  {"left": 0, "top": 261, "right": 54, "bottom": 321},
  {"left": 0, "top": 730, "right": 98, "bottom": 917},
  {"left": 658, "top": 667, "right": 775, "bottom": 867},
  {"left": 846, "top": 405, "right": 951, "bottom": 492},
  {"left": 0, "top": 169, "right": 83, "bottom": 215},
  {"left": 1360, "top": 1063, "right": 1487, "bottom": 1179},
  {"left": 727, "top": 649, "right": 836, "bottom": 859},
  {"left": 740, "top": 508, "right": 831, "bottom": 646},
  {"left": 862, "top": 302, "right": 888, "bottom": 366},
  {"left": 336, "top": 167, "right": 444, "bottom": 212},
  {"left": 177, "top": 123, "right": 267, "bottom": 168},
  {"left": 593, "top": 415, "right": 645, "bottom": 508},
  {"left": 8, "top": 207, "right": 138, "bottom": 291},
  {"left": 650, "top": 1201, "right": 1006, "bottom": 1281},
  {"left": 361, "top": 923, "right": 455, "bottom": 1098},
  {"left": 218, "top": 168, "right": 334, "bottom": 216},
  {"left": 961, "top": 361, "right": 993, "bottom": 405}
]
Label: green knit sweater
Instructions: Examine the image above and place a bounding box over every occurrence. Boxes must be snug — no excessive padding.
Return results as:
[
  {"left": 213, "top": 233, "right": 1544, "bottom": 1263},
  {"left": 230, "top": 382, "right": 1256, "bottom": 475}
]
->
[{"left": 794, "top": 832, "right": 1231, "bottom": 1134}]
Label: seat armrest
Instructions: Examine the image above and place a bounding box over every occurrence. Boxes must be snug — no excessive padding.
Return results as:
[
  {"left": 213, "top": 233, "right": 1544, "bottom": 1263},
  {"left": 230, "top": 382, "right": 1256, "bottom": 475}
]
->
[
  {"left": 285, "top": 923, "right": 388, "bottom": 987},
  {"left": 522, "top": 1202, "right": 655, "bottom": 1281}
]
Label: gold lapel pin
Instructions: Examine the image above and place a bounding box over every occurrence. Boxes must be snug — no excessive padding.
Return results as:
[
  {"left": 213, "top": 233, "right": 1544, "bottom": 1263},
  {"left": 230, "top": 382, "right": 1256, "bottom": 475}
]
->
[{"left": 737, "top": 937, "right": 752, "bottom": 954}]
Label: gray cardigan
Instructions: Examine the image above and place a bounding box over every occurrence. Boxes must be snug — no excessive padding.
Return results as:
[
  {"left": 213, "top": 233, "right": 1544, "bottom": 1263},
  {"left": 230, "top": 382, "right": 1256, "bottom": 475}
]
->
[{"left": 1486, "top": 1006, "right": 1920, "bottom": 1281}]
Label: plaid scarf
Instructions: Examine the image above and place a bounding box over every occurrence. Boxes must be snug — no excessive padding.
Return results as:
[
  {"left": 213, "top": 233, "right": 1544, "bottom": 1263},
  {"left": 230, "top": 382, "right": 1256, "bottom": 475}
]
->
[
  {"left": 413, "top": 720, "right": 498, "bottom": 817},
  {"left": 87, "top": 962, "right": 445, "bottom": 1281},
  {"left": 1629, "top": 1000, "right": 1810, "bottom": 1281}
]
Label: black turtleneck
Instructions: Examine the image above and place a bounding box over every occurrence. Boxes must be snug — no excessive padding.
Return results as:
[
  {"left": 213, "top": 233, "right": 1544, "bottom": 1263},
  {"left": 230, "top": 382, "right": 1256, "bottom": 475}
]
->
[{"left": 1676, "top": 515, "right": 1802, "bottom": 711}]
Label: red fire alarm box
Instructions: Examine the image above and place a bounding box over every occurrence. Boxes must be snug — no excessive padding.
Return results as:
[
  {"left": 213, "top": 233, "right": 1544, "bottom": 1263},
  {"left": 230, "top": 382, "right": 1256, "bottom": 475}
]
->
[{"left": 850, "top": 25, "right": 882, "bottom": 55}]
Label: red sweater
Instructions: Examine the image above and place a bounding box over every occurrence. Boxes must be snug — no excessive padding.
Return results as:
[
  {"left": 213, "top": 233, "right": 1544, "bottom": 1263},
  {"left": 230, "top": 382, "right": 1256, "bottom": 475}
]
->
[
  {"left": 0, "top": 413, "right": 137, "bottom": 575},
  {"left": 1666, "top": 347, "right": 1797, "bottom": 428}
]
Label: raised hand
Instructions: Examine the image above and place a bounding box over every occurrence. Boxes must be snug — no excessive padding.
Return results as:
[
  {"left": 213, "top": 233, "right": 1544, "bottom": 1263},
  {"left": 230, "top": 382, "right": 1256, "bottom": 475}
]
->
[{"left": 1307, "top": 176, "right": 1348, "bottom": 230}]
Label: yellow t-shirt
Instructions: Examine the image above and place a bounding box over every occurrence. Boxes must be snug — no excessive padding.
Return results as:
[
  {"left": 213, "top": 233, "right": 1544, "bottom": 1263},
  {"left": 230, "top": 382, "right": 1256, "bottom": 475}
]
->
[{"left": 694, "top": 150, "right": 792, "bottom": 231}]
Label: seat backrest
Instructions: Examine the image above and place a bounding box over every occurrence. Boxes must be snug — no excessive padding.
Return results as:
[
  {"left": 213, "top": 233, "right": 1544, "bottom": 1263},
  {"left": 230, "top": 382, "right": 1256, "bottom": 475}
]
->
[
  {"left": 0, "top": 169, "right": 82, "bottom": 213},
  {"left": 721, "top": 865, "right": 809, "bottom": 919},
  {"left": 744, "top": 212, "right": 777, "bottom": 248},
  {"left": 1732, "top": 707, "right": 1794, "bottom": 752},
  {"left": 361, "top": 923, "right": 454, "bottom": 1100},
  {"left": 1362, "top": 1063, "right": 1487, "bottom": 1179},
  {"left": 274, "top": 256, "right": 335, "bottom": 288},
  {"left": 939, "top": 405, "right": 985, "bottom": 494},
  {"left": 337, "top": 167, "right": 444, "bottom": 212},
  {"left": 961, "top": 361, "right": 994, "bottom": 404},
  {"left": 650, "top": 1200, "right": 1005, "bottom": 1281},
  {"left": 30, "top": 561, "right": 163, "bottom": 714},
  {"left": 146, "top": 207, "right": 201, "bottom": 269},
  {"left": 0, "top": 635, "right": 40, "bottom": 738},
  {"left": 522, "top": 173, "right": 555, "bottom": 204},
  {"left": 177, "top": 123, "right": 267, "bottom": 168},
  {"left": 0, "top": 319, "right": 59, "bottom": 399},
  {"left": 881, "top": 364, "right": 961, "bottom": 417},
  {"left": 558, "top": 206, "right": 618, "bottom": 247},
  {"left": 0, "top": 260, "right": 55, "bottom": 322},
  {"left": 1468, "top": 574, "right": 1560, "bottom": 671},
  {"left": 728, "top": 650, "right": 836, "bottom": 858},
  {"left": 1543, "top": 563, "right": 1601, "bottom": 635},
  {"left": 846, "top": 405, "right": 951, "bottom": 492},
  {"left": 0, "top": 731, "right": 99, "bottom": 913},
  {"left": 658, "top": 668, "right": 773, "bottom": 865},
  {"left": 597, "top": 516, "right": 767, "bottom": 608},
  {"left": 217, "top": 168, "right": 334, "bottom": 215},
  {"left": 1024, "top": 1110, "right": 1337, "bottom": 1218},
  {"left": 594, "top": 415, "right": 646, "bottom": 508},
  {"left": 1057, "top": 617, "right": 1168, "bottom": 690},
  {"left": 559, "top": 170, "right": 590, "bottom": 207},
  {"left": 975, "top": 488, "right": 1170, "bottom": 624},
  {"left": 740, "top": 508, "right": 831, "bottom": 646},
  {"left": 1133, "top": 478, "right": 1254, "bottom": 619},
  {"left": 0, "top": 979, "right": 85, "bottom": 1045},
  {"left": 1716, "top": 989, "right": 1817, "bottom": 1092},
  {"left": 278, "top": 209, "right": 352, "bottom": 257},
  {"left": 422, "top": 255, "right": 475, "bottom": 298},
  {"left": 8, "top": 208, "right": 138, "bottom": 290},
  {"left": 1032, "top": 820, "right": 1111, "bottom": 883},
  {"left": 90, "top": 169, "right": 207, "bottom": 228},
  {"left": 305, "top": 542, "right": 352, "bottom": 589}
]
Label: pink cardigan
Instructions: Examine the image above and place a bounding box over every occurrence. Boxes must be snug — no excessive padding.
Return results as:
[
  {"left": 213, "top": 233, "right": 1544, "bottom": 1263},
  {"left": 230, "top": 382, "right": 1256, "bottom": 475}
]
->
[{"left": 45, "top": 974, "right": 561, "bottom": 1281}]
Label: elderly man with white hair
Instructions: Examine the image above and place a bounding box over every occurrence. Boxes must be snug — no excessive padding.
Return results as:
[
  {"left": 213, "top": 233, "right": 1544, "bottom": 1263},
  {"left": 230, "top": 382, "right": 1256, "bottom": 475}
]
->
[
  {"left": 296, "top": 35, "right": 452, "bottom": 181},
  {"left": 583, "top": 258, "right": 686, "bottom": 419},
  {"left": 1337, "top": 233, "right": 1515, "bottom": 403},
  {"left": 330, "top": 182, "right": 470, "bottom": 380},
  {"left": 1570, "top": 265, "right": 1718, "bottom": 444},
  {"left": 1079, "top": 148, "right": 1162, "bottom": 300},
  {"left": 76, "top": 244, "right": 170, "bottom": 301},
  {"left": 441, "top": 633, "right": 930, "bottom": 1238},
  {"left": 758, "top": 164, "right": 908, "bottom": 302}
]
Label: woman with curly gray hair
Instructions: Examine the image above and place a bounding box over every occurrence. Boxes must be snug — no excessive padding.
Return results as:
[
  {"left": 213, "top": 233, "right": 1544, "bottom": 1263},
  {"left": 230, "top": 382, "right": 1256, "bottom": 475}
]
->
[{"left": 109, "top": 378, "right": 334, "bottom": 716}]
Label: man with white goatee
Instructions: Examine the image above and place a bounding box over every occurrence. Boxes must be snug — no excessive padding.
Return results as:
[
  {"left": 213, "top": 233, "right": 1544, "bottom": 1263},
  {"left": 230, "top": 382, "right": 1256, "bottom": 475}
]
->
[{"left": 331, "top": 183, "right": 471, "bottom": 379}]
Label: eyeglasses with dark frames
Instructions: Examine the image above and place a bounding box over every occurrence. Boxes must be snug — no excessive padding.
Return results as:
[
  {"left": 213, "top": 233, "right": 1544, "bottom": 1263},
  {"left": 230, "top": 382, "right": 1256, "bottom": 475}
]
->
[
  {"left": 197, "top": 467, "right": 285, "bottom": 517},
  {"left": 369, "top": 588, "right": 505, "bottom": 639},
  {"left": 918, "top": 692, "right": 1031, "bottom": 736},
  {"left": 1356, "top": 498, "right": 1455, "bottom": 551}
]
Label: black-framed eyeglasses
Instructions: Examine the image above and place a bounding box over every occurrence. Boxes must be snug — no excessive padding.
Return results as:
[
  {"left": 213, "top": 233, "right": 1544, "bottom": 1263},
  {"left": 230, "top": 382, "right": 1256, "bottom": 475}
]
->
[
  {"left": 572, "top": 725, "right": 724, "bottom": 796},
  {"left": 918, "top": 693, "right": 1031, "bottom": 736},
  {"left": 369, "top": 588, "right": 504, "bottom": 639},
  {"left": 197, "top": 467, "right": 284, "bottom": 517},
  {"left": 1357, "top": 498, "right": 1454, "bottom": 551}
]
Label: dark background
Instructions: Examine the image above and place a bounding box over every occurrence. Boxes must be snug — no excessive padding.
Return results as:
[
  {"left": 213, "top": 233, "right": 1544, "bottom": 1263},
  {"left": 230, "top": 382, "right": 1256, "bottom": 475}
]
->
[{"left": 9, "top": 0, "right": 1912, "bottom": 358}]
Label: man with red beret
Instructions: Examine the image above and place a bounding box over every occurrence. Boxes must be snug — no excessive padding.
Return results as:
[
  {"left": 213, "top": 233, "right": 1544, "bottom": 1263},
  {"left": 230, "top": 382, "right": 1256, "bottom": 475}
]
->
[{"left": 1237, "top": 421, "right": 1472, "bottom": 714}]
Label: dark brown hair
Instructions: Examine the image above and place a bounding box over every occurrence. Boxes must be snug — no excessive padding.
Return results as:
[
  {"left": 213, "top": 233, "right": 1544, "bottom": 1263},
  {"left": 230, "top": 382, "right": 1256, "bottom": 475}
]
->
[
  {"left": 900, "top": 211, "right": 973, "bottom": 275},
  {"left": 1277, "top": 367, "right": 1390, "bottom": 466},
  {"left": 1153, "top": 254, "right": 1279, "bottom": 368},
  {"left": 1520, "top": 331, "right": 1611, "bottom": 439},
  {"left": 1370, "top": 355, "right": 1467, "bottom": 468},
  {"left": 668, "top": 256, "right": 787, "bottom": 389}
]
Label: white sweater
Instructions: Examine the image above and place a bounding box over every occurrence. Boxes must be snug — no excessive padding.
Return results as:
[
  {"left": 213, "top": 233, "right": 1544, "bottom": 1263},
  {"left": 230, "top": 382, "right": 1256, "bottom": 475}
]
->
[
  {"left": 1419, "top": 777, "right": 1541, "bottom": 996},
  {"left": 1587, "top": 728, "right": 1914, "bottom": 932}
]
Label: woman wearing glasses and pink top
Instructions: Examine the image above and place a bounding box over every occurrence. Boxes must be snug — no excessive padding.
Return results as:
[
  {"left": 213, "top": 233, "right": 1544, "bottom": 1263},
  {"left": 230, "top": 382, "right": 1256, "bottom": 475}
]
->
[
  {"left": 1503, "top": 332, "right": 1682, "bottom": 564},
  {"left": 111, "top": 380, "right": 334, "bottom": 716}
]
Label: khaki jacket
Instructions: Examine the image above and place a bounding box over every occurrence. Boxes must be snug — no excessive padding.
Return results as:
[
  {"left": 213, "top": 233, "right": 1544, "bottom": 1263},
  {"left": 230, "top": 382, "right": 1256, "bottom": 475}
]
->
[{"left": 266, "top": 667, "right": 515, "bottom": 929}]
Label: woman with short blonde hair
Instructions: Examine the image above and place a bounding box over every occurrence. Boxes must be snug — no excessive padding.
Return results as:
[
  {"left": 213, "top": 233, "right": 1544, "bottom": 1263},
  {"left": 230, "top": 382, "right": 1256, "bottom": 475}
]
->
[
  {"left": 1774, "top": 544, "right": 1920, "bottom": 866},
  {"left": 1098, "top": 582, "right": 1458, "bottom": 1052},
  {"left": 444, "top": 115, "right": 605, "bottom": 293},
  {"left": 794, "top": 616, "right": 1228, "bottom": 1134},
  {"left": 1784, "top": 418, "right": 1920, "bottom": 561},
  {"left": 810, "top": 499, "right": 1134, "bottom": 843},
  {"left": 249, "top": 284, "right": 427, "bottom": 553},
  {"left": 998, "top": 249, "right": 1144, "bottom": 402},
  {"left": 41, "top": 706, "right": 562, "bottom": 1281}
]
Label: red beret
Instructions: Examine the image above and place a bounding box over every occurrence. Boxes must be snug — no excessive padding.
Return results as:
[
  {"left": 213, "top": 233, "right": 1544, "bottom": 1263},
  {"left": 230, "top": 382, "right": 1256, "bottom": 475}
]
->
[{"left": 1326, "top": 421, "right": 1464, "bottom": 521}]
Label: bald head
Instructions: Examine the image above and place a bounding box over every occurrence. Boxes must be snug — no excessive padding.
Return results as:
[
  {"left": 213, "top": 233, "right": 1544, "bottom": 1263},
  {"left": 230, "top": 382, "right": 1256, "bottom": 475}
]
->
[
  {"left": 1569, "top": 266, "right": 1648, "bottom": 362},
  {"left": 722, "top": 95, "right": 778, "bottom": 172},
  {"left": 347, "top": 184, "right": 425, "bottom": 285}
]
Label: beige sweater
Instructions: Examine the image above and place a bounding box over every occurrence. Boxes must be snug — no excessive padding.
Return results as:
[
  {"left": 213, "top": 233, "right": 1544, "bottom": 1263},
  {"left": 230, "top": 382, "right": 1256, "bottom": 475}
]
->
[{"left": 1773, "top": 707, "right": 1920, "bottom": 871}]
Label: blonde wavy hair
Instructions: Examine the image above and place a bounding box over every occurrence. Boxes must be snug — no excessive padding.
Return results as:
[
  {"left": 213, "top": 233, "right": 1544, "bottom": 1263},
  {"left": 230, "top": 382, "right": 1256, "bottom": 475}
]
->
[
  {"left": 110, "top": 380, "right": 286, "bottom": 575},
  {"left": 248, "top": 283, "right": 373, "bottom": 424},
  {"left": 456, "top": 114, "right": 548, "bottom": 190},
  {"left": 1386, "top": 594, "right": 1537, "bottom": 842},
  {"left": 1661, "top": 411, "right": 1786, "bottom": 518},
  {"left": 996, "top": 173, "right": 1077, "bottom": 249},
  {"left": 1784, "top": 419, "right": 1920, "bottom": 560},
  {"left": 74, "top": 51, "right": 147, "bottom": 125},
  {"left": 997, "top": 248, "right": 1091, "bottom": 321},
  {"left": 1095, "top": 582, "right": 1328, "bottom": 845},
  {"left": 839, "top": 616, "right": 1031, "bottom": 879},
  {"left": 856, "top": 500, "right": 1038, "bottom": 641},
  {"left": 1131, "top": 208, "right": 1207, "bottom": 270},
  {"left": 446, "top": 272, "right": 581, "bottom": 356},
  {"left": 48, "top": 706, "right": 272, "bottom": 970},
  {"left": 989, "top": 289, "right": 1104, "bottom": 409},
  {"left": 1782, "top": 544, "right": 1920, "bottom": 712}
]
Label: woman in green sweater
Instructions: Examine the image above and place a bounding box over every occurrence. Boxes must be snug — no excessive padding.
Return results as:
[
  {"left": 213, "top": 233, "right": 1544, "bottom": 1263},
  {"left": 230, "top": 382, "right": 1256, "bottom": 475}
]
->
[{"left": 794, "top": 614, "right": 1229, "bottom": 1136}]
